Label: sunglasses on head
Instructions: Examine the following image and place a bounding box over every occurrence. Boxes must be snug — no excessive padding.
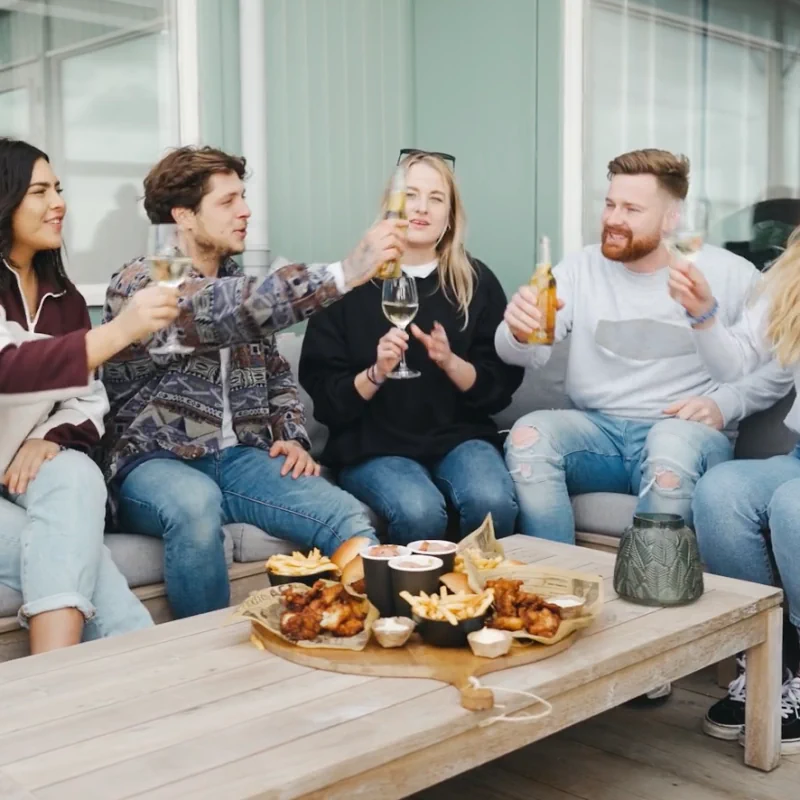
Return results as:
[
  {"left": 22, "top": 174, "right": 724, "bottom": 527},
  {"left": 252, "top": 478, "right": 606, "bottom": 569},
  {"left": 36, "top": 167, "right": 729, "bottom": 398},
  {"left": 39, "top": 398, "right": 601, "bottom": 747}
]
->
[{"left": 397, "top": 148, "right": 456, "bottom": 169}]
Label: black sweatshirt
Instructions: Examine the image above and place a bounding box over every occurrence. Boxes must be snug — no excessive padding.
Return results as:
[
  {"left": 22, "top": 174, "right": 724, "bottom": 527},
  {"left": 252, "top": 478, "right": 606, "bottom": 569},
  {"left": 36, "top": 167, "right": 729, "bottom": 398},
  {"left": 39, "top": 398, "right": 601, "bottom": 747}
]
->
[{"left": 298, "top": 259, "right": 524, "bottom": 468}]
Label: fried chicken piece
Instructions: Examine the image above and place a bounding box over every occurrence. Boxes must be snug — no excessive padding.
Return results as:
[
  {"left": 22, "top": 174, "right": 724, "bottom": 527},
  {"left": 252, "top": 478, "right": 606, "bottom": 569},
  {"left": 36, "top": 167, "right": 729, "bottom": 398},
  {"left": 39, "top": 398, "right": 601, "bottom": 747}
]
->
[
  {"left": 333, "top": 617, "right": 365, "bottom": 637},
  {"left": 320, "top": 602, "right": 353, "bottom": 632},
  {"left": 521, "top": 606, "right": 561, "bottom": 638},
  {"left": 517, "top": 591, "right": 546, "bottom": 610},
  {"left": 488, "top": 615, "right": 525, "bottom": 632},
  {"left": 280, "top": 609, "right": 321, "bottom": 640},
  {"left": 307, "top": 581, "right": 347, "bottom": 614},
  {"left": 281, "top": 586, "right": 313, "bottom": 612},
  {"left": 485, "top": 578, "right": 523, "bottom": 617}
]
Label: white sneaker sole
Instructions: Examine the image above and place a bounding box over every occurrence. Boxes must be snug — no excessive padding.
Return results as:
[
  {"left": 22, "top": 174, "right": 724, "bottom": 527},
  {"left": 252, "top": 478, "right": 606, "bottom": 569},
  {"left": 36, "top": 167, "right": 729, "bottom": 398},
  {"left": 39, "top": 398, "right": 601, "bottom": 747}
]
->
[
  {"left": 737, "top": 731, "right": 800, "bottom": 755},
  {"left": 703, "top": 718, "right": 743, "bottom": 741}
]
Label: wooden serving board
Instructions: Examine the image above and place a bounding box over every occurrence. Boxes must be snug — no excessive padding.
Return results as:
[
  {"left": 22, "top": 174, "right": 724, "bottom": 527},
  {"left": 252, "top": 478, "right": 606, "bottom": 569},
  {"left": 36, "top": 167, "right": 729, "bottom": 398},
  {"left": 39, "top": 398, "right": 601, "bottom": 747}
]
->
[{"left": 249, "top": 623, "right": 577, "bottom": 711}]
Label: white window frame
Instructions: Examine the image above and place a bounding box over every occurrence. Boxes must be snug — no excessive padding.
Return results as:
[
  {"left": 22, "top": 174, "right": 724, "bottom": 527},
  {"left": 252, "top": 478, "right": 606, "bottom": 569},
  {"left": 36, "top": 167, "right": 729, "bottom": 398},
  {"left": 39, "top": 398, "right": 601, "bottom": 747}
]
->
[{"left": 74, "top": 0, "right": 200, "bottom": 306}]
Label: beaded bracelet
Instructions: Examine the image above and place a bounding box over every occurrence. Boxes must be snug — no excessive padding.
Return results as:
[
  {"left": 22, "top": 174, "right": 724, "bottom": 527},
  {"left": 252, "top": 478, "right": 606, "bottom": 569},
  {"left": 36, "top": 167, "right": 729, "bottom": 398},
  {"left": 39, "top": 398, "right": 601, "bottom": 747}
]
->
[{"left": 686, "top": 297, "right": 719, "bottom": 327}]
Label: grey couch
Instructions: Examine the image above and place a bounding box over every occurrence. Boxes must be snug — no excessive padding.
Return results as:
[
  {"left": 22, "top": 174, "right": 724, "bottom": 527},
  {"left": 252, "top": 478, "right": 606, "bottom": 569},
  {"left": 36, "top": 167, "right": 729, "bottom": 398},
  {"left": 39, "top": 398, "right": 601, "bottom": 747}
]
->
[{"left": 1, "top": 332, "right": 796, "bottom": 658}]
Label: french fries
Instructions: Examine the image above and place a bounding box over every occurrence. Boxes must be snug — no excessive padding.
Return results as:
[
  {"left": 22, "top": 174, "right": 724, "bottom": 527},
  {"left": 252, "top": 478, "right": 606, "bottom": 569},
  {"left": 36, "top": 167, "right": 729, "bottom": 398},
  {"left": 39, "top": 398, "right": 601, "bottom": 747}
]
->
[
  {"left": 265, "top": 548, "right": 339, "bottom": 577},
  {"left": 454, "top": 547, "right": 505, "bottom": 573},
  {"left": 399, "top": 585, "right": 495, "bottom": 626}
]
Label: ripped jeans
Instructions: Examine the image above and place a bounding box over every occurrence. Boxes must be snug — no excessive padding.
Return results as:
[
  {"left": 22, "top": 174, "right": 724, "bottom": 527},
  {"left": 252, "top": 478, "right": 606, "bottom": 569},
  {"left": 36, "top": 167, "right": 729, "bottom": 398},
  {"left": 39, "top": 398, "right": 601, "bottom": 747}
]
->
[{"left": 505, "top": 409, "right": 733, "bottom": 543}]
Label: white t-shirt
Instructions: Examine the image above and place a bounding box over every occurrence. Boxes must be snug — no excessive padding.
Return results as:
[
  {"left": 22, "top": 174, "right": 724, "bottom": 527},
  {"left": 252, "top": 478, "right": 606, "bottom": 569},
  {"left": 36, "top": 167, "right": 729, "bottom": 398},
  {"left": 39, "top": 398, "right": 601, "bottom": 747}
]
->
[
  {"left": 494, "top": 244, "right": 792, "bottom": 432},
  {"left": 219, "top": 348, "right": 237, "bottom": 449}
]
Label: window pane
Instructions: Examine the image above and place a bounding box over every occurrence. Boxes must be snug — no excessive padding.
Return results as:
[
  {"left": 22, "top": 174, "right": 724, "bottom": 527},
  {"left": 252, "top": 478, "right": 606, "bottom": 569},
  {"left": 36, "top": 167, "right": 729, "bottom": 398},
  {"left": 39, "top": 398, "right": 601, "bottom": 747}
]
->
[
  {"left": 0, "top": 88, "right": 31, "bottom": 140},
  {"left": 0, "top": 1, "right": 177, "bottom": 287},
  {"left": 585, "top": 0, "right": 799, "bottom": 265},
  {"left": 60, "top": 33, "right": 176, "bottom": 164}
]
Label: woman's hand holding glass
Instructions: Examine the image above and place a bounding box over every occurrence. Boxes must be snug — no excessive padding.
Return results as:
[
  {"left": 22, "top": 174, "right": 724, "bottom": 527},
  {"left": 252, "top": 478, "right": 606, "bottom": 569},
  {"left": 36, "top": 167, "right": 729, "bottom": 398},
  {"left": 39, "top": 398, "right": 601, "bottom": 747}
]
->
[{"left": 374, "top": 327, "right": 410, "bottom": 380}]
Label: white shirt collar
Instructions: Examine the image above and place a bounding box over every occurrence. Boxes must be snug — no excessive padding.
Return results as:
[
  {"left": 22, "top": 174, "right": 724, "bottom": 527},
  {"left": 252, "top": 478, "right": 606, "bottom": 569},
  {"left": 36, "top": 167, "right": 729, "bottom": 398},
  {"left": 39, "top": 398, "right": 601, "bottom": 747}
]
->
[{"left": 401, "top": 260, "right": 438, "bottom": 279}]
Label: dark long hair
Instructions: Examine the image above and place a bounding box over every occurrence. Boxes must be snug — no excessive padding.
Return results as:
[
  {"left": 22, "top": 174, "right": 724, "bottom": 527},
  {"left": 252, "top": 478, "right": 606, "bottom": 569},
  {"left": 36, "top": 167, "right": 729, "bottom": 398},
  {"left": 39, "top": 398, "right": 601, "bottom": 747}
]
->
[{"left": 0, "top": 137, "right": 69, "bottom": 292}]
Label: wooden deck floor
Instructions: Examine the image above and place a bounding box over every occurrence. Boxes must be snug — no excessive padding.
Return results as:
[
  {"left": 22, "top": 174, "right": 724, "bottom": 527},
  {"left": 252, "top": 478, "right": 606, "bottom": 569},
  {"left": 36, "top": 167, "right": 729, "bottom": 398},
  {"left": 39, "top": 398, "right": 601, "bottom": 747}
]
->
[{"left": 412, "top": 668, "right": 799, "bottom": 800}]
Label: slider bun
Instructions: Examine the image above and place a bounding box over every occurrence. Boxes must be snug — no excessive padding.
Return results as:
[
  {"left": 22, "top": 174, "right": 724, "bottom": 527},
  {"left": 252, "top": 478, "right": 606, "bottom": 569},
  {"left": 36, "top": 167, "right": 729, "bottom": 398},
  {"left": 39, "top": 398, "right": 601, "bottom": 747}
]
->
[
  {"left": 331, "top": 536, "right": 372, "bottom": 570},
  {"left": 439, "top": 571, "right": 473, "bottom": 595},
  {"left": 341, "top": 555, "right": 365, "bottom": 588}
]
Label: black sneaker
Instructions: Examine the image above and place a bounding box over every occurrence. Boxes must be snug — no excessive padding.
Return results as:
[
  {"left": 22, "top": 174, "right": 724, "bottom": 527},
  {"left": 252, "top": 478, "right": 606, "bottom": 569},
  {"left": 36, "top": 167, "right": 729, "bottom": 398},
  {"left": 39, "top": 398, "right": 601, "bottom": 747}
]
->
[
  {"left": 703, "top": 656, "right": 747, "bottom": 740},
  {"left": 738, "top": 675, "right": 800, "bottom": 755}
]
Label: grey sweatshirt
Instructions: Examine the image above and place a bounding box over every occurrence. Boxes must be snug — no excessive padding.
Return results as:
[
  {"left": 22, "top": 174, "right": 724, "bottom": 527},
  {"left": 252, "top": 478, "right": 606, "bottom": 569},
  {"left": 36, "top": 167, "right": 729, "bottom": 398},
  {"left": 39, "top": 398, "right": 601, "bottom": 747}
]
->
[{"left": 495, "top": 244, "right": 793, "bottom": 435}]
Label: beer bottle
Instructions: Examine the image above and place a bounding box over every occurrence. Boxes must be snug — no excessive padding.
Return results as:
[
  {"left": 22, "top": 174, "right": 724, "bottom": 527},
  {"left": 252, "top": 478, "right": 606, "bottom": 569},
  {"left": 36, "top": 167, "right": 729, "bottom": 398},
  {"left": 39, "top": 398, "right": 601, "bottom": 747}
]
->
[
  {"left": 528, "top": 235, "right": 557, "bottom": 345},
  {"left": 376, "top": 166, "right": 406, "bottom": 280}
]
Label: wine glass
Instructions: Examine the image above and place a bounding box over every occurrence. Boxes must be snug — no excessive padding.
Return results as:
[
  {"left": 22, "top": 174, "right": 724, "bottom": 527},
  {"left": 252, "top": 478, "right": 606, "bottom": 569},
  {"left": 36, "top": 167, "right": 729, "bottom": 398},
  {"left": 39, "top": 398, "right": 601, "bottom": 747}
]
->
[
  {"left": 147, "top": 224, "right": 194, "bottom": 356},
  {"left": 381, "top": 275, "right": 420, "bottom": 380},
  {"left": 665, "top": 199, "right": 709, "bottom": 264}
]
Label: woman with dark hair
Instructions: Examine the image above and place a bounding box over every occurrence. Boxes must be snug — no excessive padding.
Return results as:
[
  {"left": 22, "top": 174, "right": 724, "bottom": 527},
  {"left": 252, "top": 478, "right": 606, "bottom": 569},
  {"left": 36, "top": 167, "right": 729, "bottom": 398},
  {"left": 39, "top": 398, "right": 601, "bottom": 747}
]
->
[{"left": 0, "top": 137, "right": 179, "bottom": 652}]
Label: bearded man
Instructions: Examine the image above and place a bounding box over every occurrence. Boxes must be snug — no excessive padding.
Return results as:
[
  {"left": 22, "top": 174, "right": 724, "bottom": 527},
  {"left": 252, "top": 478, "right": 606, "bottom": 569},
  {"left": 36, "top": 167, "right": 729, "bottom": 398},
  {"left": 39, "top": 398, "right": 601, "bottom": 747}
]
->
[{"left": 494, "top": 148, "right": 792, "bottom": 544}]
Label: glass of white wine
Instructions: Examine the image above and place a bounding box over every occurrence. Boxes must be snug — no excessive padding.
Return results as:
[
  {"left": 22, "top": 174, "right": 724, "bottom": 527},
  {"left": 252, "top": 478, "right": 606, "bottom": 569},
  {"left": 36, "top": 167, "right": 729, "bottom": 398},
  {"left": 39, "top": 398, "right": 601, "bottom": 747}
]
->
[
  {"left": 665, "top": 199, "right": 709, "bottom": 264},
  {"left": 147, "top": 223, "right": 194, "bottom": 356},
  {"left": 381, "top": 275, "right": 420, "bottom": 380}
]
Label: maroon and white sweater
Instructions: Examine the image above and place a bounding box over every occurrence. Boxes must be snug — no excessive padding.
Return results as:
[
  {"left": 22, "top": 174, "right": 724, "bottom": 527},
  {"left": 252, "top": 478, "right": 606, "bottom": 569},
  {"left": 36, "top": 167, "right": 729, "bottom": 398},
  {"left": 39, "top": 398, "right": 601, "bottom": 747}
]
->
[{"left": 0, "top": 261, "right": 108, "bottom": 476}]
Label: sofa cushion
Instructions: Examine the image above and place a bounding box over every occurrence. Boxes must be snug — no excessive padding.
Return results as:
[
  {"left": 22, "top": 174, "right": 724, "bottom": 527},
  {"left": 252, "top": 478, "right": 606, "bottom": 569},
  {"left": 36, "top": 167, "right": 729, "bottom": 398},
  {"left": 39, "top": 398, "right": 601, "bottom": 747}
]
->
[
  {"left": 571, "top": 492, "right": 638, "bottom": 538},
  {"left": 0, "top": 585, "right": 19, "bottom": 618},
  {"left": 227, "top": 523, "right": 297, "bottom": 563},
  {"left": 277, "top": 332, "right": 328, "bottom": 459},
  {"left": 735, "top": 389, "right": 798, "bottom": 459}
]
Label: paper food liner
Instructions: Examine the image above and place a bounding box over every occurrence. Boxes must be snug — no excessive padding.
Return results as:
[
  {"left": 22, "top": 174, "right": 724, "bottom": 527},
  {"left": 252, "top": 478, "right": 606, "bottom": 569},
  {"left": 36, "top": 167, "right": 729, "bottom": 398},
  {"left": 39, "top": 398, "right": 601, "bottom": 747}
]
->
[
  {"left": 458, "top": 514, "right": 604, "bottom": 645},
  {"left": 232, "top": 580, "right": 379, "bottom": 651}
]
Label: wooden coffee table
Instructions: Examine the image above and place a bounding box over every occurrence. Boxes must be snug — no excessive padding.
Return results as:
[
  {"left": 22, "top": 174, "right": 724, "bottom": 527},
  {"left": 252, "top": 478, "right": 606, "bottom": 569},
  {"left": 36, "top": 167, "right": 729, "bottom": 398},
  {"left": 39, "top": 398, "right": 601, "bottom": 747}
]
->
[{"left": 0, "top": 536, "right": 783, "bottom": 799}]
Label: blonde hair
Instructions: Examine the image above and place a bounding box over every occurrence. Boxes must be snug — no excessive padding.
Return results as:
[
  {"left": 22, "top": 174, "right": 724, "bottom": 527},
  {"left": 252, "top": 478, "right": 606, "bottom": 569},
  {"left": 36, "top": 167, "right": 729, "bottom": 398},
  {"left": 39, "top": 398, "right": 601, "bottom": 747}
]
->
[
  {"left": 380, "top": 152, "right": 475, "bottom": 325},
  {"left": 757, "top": 227, "right": 800, "bottom": 365},
  {"left": 607, "top": 149, "right": 690, "bottom": 200}
]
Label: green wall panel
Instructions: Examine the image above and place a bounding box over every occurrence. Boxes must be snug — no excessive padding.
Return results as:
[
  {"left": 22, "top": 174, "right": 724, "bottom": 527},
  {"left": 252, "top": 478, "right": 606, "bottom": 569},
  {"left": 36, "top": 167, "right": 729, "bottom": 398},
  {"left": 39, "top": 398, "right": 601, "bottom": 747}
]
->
[
  {"left": 198, "top": 0, "right": 242, "bottom": 152},
  {"left": 264, "top": 0, "right": 415, "bottom": 265},
  {"left": 412, "top": 0, "right": 560, "bottom": 293}
]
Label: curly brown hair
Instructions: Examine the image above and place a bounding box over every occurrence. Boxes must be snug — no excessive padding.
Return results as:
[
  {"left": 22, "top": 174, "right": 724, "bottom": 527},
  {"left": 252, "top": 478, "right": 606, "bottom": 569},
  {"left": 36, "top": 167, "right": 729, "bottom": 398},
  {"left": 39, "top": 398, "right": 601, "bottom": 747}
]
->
[
  {"left": 607, "top": 149, "right": 690, "bottom": 200},
  {"left": 143, "top": 146, "right": 247, "bottom": 224}
]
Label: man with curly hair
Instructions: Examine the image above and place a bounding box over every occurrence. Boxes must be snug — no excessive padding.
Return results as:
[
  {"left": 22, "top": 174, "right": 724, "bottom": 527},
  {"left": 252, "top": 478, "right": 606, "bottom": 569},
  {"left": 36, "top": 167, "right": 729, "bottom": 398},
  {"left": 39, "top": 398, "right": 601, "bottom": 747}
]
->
[{"left": 100, "top": 146, "right": 404, "bottom": 618}]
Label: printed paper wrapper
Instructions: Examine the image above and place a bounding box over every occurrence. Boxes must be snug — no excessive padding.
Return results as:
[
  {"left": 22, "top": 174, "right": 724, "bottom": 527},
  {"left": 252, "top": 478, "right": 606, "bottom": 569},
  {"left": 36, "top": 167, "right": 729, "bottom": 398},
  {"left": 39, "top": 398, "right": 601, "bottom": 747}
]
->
[
  {"left": 232, "top": 581, "right": 379, "bottom": 651},
  {"left": 458, "top": 514, "right": 604, "bottom": 645},
  {"left": 473, "top": 562, "right": 604, "bottom": 644},
  {"left": 456, "top": 514, "right": 506, "bottom": 561}
]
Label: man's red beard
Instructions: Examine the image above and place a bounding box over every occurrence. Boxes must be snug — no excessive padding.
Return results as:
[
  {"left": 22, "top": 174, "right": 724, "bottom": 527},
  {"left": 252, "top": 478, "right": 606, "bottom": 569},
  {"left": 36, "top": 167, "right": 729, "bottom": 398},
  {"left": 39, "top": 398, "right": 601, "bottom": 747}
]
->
[{"left": 601, "top": 225, "right": 661, "bottom": 262}]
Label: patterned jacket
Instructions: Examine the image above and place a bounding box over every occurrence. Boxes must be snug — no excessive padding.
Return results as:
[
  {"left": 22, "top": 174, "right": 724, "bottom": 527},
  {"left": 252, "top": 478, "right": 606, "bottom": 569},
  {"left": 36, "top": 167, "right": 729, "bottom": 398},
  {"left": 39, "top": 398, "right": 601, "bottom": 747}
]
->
[{"left": 100, "top": 257, "right": 341, "bottom": 506}]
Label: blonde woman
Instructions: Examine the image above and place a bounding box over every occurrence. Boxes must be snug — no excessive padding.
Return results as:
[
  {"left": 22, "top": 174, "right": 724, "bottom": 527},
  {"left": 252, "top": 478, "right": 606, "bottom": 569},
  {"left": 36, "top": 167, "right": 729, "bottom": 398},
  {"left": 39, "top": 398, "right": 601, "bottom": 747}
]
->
[
  {"left": 299, "top": 151, "right": 523, "bottom": 544},
  {"left": 669, "top": 247, "right": 800, "bottom": 751}
]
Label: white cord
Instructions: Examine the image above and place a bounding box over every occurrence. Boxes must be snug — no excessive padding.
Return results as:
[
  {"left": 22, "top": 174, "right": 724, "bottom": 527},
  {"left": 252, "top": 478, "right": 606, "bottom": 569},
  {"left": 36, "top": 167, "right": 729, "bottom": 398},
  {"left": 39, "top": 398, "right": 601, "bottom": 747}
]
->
[{"left": 468, "top": 676, "right": 553, "bottom": 727}]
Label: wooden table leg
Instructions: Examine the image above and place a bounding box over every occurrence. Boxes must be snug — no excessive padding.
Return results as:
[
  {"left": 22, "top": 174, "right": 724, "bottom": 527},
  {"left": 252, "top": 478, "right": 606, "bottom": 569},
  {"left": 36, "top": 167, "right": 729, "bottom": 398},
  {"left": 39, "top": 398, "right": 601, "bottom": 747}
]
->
[{"left": 744, "top": 606, "right": 783, "bottom": 771}]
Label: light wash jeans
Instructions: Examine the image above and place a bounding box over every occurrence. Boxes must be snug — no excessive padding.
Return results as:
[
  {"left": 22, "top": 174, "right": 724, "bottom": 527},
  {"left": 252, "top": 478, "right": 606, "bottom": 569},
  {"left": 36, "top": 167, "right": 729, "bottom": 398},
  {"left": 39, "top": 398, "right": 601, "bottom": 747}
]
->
[
  {"left": 505, "top": 409, "right": 733, "bottom": 543},
  {"left": 116, "top": 445, "right": 379, "bottom": 619},
  {"left": 338, "top": 439, "right": 518, "bottom": 545},
  {"left": 693, "top": 445, "right": 800, "bottom": 630},
  {"left": 0, "top": 449, "right": 153, "bottom": 638}
]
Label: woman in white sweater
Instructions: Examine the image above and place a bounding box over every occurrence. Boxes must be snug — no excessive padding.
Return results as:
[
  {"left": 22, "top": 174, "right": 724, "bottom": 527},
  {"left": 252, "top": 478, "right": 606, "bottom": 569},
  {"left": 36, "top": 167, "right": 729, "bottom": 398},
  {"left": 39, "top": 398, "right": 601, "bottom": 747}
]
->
[{"left": 669, "top": 239, "right": 800, "bottom": 753}]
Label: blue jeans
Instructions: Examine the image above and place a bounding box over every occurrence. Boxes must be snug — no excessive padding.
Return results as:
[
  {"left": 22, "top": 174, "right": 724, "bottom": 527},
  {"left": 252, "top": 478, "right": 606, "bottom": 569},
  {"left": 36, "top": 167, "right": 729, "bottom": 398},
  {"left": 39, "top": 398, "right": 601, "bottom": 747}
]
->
[
  {"left": 505, "top": 409, "right": 734, "bottom": 543},
  {"left": 693, "top": 446, "right": 800, "bottom": 630},
  {"left": 338, "top": 439, "right": 518, "bottom": 545},
  {"left": 116, "top": 445, "right": 379, "bottom": 618},
  {"left": 0, "top": 449, "right": 152, "bottom": 638}
]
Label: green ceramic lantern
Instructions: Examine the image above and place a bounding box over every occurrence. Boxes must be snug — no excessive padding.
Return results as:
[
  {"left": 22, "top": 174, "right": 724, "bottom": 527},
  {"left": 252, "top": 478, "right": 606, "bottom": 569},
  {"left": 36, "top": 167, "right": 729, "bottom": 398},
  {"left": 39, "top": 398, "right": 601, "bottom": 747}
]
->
[{"left": 613, "top": 513, "right": 704, "bottom": 606}]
